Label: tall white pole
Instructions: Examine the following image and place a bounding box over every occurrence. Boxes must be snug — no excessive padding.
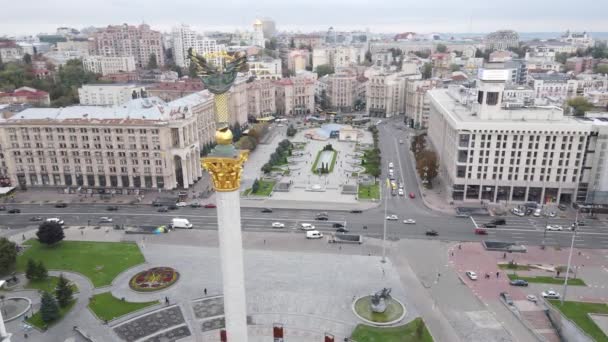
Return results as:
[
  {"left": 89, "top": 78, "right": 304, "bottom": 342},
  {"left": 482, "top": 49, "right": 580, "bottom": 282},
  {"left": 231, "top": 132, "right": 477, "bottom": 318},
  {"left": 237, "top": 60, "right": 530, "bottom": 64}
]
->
[
  {"left": 382, "top": 178, "right": 388, "bottom": 263},
  {"left": 561, "top": 209, "right": 578, "bottom": 305},
  {"left": 216, "top": 190, "right": 248, "bottom": 341},
  {"left": 0, "top": 281, "right": 11, "bottom": 341}
]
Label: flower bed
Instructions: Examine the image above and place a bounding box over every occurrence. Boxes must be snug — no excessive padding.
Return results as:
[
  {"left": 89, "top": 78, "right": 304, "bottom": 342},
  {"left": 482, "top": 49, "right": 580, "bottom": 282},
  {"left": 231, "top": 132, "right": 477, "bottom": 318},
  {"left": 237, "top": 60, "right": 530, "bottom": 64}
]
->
[{"left": 129, "top": 267, "right": 179, "bottom": 292}]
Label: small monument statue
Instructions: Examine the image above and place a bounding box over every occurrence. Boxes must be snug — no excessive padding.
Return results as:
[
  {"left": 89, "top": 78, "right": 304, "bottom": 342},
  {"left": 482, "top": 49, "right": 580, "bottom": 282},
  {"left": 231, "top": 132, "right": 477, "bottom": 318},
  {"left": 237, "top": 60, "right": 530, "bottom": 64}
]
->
[{"left": 370, "top": 288, "right": 392, "bottom": 313}]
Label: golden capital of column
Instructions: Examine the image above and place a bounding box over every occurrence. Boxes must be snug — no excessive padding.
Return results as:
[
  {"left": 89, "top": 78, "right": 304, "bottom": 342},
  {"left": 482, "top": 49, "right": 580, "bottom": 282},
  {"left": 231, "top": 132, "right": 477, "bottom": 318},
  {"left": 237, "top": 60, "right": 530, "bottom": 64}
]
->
[{"left": 202, "top": 150, "right": 249, "bottom": 192}]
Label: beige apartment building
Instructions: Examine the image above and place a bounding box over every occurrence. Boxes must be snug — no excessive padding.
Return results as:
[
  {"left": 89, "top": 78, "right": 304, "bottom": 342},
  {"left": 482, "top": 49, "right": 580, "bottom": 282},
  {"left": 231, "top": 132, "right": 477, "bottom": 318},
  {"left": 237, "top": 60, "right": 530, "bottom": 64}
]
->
[
  {"left": 405, "top": 79, "right": 442, "bottom": 129},
  {"left": 247, "top": 80, "right": 276, "bottom": 118},
  {"left": 275, "top": 75, "right": 316, "bottom": 115},
  {"left": 82, "top": 55, "right": 136, "bottom": 76},
  {"left": 0, "top": 94, "right": 217, "bottom": 191},
  {"left": 327, "top": 69, "right": 357, "bottom": 112},
  {"left": 366, "top": 68, "right": 421, "bottom": 117},
  {"left": 93, "top": 24, "right": 165, "bottom": 68}
]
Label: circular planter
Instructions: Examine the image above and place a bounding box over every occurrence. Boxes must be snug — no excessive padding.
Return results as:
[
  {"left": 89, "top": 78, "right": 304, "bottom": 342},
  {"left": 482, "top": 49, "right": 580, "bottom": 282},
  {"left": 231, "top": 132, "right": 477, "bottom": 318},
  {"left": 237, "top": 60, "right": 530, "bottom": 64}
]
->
[
  {"left": 1, "top": 297, "right": 31, "bottom": 322},
  {"left": 352, "top": 295, "right": 407, "bottom": 326},
  {"left": 129, "top": 267, "right": 180, "bottom": 292}
]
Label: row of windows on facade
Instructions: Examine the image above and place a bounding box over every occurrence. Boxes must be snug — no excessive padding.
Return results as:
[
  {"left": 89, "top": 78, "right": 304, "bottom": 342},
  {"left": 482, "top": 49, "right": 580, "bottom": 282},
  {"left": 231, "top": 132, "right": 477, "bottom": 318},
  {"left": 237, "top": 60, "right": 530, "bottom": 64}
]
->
[
  {"left": 457, "top": 170, "right": 579, "bottom": 183},
  {"left": 22, "top": 174, "right": 166, "bottom": 188},
  {"left": 10, "top": 134, "right": 159, "bottom": 143},
  {"left": 14, "top": 156, "right": 162, "bottom": 166},
  {"left": 11, "top": 151, "right": 162, "bottom": 158},
  {"left": 8, "top": 143, "right": 160, "bottom": 150},
  {"left": 16, "top": 165, "right": 164, "bottom": 174},
  {"left": 7, "top": 127, "right": 160, "bottom": 135},
  {"left": 465, "top": 149, "right": 583, "bottom": 160},
  {"left": 462, "top": 134, "right": 587, "bottom": 143}
]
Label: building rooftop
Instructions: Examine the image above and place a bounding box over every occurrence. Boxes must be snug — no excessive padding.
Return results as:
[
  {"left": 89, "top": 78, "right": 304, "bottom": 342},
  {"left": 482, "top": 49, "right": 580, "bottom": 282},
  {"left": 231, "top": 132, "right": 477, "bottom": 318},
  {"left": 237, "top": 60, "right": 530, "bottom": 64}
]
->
[
  {"left": 427, "top": 88, "right": 592, "bottom": 130},
  {"left": 0, "top": 87, "right": 49, "bottom": 99},
  {"left": 529, "top": 73, "right": 571, "bottom": 81},
  {"left": 146, "top": 80, "right": 204, "bottom": 92},
  {"left": 0, "top": 96, "right": 194, "bottom": 125}
]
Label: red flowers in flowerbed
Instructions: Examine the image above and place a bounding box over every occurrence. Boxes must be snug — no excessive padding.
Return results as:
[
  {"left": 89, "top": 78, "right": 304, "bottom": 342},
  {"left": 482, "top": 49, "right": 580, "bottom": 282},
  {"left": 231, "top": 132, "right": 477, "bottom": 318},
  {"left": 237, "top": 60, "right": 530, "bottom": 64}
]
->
[{"left": 129, "top": 267, "right": 179, "bottom": 292}]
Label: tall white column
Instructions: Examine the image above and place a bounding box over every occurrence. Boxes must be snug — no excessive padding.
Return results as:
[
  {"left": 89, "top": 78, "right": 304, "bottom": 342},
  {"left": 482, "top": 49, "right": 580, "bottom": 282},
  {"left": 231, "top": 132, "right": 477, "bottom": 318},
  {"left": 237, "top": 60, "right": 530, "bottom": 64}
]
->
[
  {"left": 0, "top": 281, "right": 11, "bottom": 341},
  {"left": 215, "top": 190, "right": 248, "bottom": 341}
]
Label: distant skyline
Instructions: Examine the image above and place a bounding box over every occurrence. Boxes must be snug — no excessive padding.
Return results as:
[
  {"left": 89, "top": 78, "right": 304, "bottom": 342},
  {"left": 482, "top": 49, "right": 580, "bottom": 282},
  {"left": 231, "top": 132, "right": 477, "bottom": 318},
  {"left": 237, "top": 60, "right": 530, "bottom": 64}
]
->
[{"left": 0, "top": 0, "right": 606, "bottom": 36}]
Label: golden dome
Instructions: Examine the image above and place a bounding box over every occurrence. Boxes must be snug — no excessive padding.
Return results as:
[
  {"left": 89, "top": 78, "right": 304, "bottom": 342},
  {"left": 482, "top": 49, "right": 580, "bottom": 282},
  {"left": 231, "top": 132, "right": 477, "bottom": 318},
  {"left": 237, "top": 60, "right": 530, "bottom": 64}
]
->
[{"left": 215, "top": 128, "right": 234, "bottom": 145}]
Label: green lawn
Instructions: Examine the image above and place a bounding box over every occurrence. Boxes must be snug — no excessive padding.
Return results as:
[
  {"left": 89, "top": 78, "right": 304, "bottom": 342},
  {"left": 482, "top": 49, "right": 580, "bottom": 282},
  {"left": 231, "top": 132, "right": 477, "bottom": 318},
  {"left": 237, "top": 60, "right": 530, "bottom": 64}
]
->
[
  {"left": 358, "top": 183, "right": 380, "bottom": 200},
  {"left": 311, "top": 149, "right": 337, "bottom": 174},
  {"left": 351, "top": 318, "right": 433, "bottom": 342},
  {"left": 26, "top": 299, "right": 76, "bottom": 330},
  {"left": 25, "top": 276, "right": 78, "bottom": 294},
  {"left": 88, "top": 292, "right": 159, "bottom": 321},
  {"left": 329, "top": 149, "right": 338, "bottom": 172},
  {"left": 507, "top": 273, "right": 586, "bottom": 286},
  {"left": 498, "top": 263, "right": 532, "bottom": 271},
  {"left": 17, "top": 240, "right": 145, "bottom": 288},
  {"left": 252, "top": 180, "right": 276, "bottom": 196},
  {"left": 548, "top": 300, "right": 608, "bottom": 342}
]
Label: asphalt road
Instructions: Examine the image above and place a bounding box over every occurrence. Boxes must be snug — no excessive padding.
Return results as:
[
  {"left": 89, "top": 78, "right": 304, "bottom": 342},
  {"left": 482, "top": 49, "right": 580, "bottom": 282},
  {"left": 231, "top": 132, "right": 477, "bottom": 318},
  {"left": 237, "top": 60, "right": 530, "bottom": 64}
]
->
[{"left": 1, "top": 118, "right": 607, "bottom": 249}]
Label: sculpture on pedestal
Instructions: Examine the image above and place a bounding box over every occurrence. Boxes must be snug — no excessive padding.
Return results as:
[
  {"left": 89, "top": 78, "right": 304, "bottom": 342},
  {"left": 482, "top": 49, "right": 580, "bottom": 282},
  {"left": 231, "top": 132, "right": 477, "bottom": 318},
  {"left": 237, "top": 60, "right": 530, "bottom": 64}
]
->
[{"left": 370, "top": 288, "right": 392, "bottom": 313}]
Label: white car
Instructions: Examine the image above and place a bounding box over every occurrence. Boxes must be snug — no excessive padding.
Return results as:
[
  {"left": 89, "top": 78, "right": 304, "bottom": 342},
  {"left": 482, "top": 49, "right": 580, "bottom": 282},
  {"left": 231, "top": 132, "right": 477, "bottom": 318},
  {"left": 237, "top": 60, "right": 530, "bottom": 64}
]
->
[
  {"left": 398, "top": 189, "right": 405, "bottom": 196},
  {"left": 511, "top": 208, "right": 525, "bottom": 217},
  {"left": 175, "top": 202, "right": 188, "bottom": 207},
  {"left": 271, "top": 222, "right": 285, "bottom": 229},
  {"left": 386, "top": 215, "right": 399, "bottom": 221},
  {"left": 300, "top": 223, "right": 315, "bottom": 230},
  {"left": 546, "top": 225, "right": 563, "bottom": 231},
  {"left": 526, "top": 295, "right": 538, "bottom": 303},
  {"left": 548, "top": 211, "right": 557, "bottom": 217},
  {"left": 45, "top": 218, "right": 65, "bottom": 225},
  {"left": 388, "top": 162, "right": 394, "bottom": 168},
  {"left": 99, "top": 217, "right": 112, "bottom": 223},
  {"left": 403, "top": 219, "right": 416, "bottom": 224},
  {"left": 466, "top": 271, "right": 478, "bottom": 280},
  {"left": 542, "top": 290, "right": 561, "bottom": 299}
]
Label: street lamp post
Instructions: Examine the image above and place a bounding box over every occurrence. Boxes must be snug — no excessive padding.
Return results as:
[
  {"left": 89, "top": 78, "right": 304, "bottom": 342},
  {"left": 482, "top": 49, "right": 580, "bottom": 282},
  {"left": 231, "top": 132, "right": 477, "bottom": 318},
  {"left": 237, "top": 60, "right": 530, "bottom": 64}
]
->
[
  {"left": 561, "top": 209, "right": 579, "bottom": 305},
  {"left": 381, "top": 178, "right": 388, "bottom": 264}
]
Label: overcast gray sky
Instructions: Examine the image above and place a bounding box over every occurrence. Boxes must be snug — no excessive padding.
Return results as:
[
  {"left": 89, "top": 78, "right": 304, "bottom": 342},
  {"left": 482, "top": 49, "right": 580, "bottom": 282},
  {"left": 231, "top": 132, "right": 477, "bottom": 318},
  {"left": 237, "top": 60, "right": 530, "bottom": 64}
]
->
[{"left": 1, "top": 0, "right": 606, "bottom": 36}]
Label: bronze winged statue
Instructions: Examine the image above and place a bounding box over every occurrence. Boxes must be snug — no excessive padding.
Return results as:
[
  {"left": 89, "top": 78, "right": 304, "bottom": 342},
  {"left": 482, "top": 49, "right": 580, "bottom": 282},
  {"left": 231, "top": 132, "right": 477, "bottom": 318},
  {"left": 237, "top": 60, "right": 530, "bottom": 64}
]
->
[{"left": 188, "top": 48, "right": 248, "bottom": 95}]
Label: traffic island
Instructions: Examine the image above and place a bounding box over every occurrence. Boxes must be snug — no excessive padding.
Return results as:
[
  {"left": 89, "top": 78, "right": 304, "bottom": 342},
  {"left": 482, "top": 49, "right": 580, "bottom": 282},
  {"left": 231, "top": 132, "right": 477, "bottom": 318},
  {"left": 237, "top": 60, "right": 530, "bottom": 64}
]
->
[{"left": 353, "top": 295, "right": 406, "bottom": 326}]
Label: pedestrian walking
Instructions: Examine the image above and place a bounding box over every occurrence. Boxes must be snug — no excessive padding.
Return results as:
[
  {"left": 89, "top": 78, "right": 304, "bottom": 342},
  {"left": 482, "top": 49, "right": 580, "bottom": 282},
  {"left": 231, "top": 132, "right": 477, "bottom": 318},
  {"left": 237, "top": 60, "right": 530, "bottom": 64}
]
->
[
  {"left": 503, "top": 252, "right": 507, "bottom": 259},
  {"left": 204, "top": 288, "right": 207, "bottom": 295},
  {"left": 165, "top": 296, "right": 169, "bottom": 305},
  {"left": 81, "top": 230, "right": 84, "bottom": 236},
  {"left": 496, "top": 272, "right": 499, "bottom": 278},
  {"left": 24, "top": 333, "right": 28, "bottom": 339},
  {"left": 22, "top": 234, "right": 25, "bottom": 241},
  {"left": 458, "top": 244, "right": 462, "bottom": 250}
]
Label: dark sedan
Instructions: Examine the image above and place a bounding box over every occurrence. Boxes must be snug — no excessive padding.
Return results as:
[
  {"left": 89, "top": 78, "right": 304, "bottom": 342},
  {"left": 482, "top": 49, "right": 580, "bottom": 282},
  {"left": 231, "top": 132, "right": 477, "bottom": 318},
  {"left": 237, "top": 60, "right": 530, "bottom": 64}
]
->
[
  {"left": 315, "top": 216, "right": 329, "bottom": 221},
  {"left": 261, "top": 208, "right": 273, "bottom": 213},
  {"left": 425, "top": 230, "right": 438, "bottom": 236},
  {"left": 350, "top": 209, "right": 362, "bottom": 213},
  {"left": 106, "top": 206, "right": 119, "bottom": 211},
  {"left": 167, "top": 205, "right": 179, "bottom": 210},
  {"left": 332, "top": 223, "right": 344, "bottom": 228},
  {"left": 336, "top": 228, "right": 349, "bottom": 233},
  {"left": 8, "top": 209, "right": 21, "bottom": 214},
  {"left": 55, "top": 203, "right": 68, "bottom": 208},
  {"left": 509, "top": 279, "right": 529, "bottom": 287}
]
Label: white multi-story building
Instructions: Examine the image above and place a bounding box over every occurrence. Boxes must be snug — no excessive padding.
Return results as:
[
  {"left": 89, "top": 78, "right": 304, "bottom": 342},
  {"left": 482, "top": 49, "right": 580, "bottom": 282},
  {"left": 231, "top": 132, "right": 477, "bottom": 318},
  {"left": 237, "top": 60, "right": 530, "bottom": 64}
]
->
[
  {"left": 247, "top": 80, "right": 276, "bottom": 118},
  {"left": 312, "top": 45, "right": 365, "bottom": 70},
  {"left": 171, "top": 25, "right": 224, "bottom": 68},
  {"left": 405, "top": 79, "right": 441, "bottom": 129},
  {"left": 252, "top": 19, "right": 265, "bottom": 47},
  {"left": 56, "top": 40, "right": 92, "bottom": 55},
  {"left": 287, "top": 50, "right": 310, "bottom": 74},
  {"left": 78, "top": 84, "right": 146, "bottom": 106},
  {"left": 93, "top": 24, "right": 164, "bottom": 68},
  {"left": 484, "top": 30, "right": 519, "bottom": 51},
  {"left": 247, "top": 56, "right": 282, "bottom": 80},
  {"left": 528, "top": 73, "right": 577, "bottom": 103},
  {"left": 366, "top": 68, "right": 421, "bottom": 117},
  {"left": 326, "top": 68, "right": 357, "bottom": 112},
  {"left": 0, "top": 40, "right": 23, "bottom": 62},
  {"left": 427, "top": 64, "right": 602, "bottom": 204},
  {"left": 82, "top": 56, "right": 136, "bottom": 76},
  {"left": 0, "top": 94, "right": 218, "bottom": 190},
  {"left": 560, "top": 31, "right": 594, "bottom": 48}
]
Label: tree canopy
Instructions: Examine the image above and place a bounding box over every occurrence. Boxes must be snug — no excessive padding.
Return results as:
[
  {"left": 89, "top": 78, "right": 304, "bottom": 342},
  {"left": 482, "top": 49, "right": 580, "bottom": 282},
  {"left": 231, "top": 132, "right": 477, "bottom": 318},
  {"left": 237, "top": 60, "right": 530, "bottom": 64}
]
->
[
  {"left": 567, "top": 97, "right": 594, "bottom": 116},
  {"left": 436, "top": 44, "right": 447, "bottom": 53},
  {"left": 314, "top": 64, "right": 334, "bottom": 78},
  {"left": 36, "top": 221, "right": 65, "bottom": 245},
  {"left": 0, "top": 238, "right": 17, "bottom": 275}
]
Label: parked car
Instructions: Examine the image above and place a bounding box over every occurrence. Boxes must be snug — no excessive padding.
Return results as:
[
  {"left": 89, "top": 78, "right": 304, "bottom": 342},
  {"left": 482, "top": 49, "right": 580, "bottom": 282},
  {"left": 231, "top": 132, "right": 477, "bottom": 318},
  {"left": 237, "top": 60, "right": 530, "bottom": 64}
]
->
[
  {"left": 55, "top": 203, "right": 68, "bottom": 208},
  {"left": 425, "top": 229, "right": 438, "bottom": 236},
  {"left": 8, "top": 209, "right": 20, "bottom": 214},
  {"left": 533, "top": 208, "right": 542, "bottom": 217},
  {"left": 350, "top": 209, "right": 362, "bottom": 213},
  {"left": 409, "top": 192, "right": 416, "bottom": 199},
  {"left": 542, "top": 290, "right": 561, "bottom": 299},
  {"left": 190, "top": 203, "right": 202, "bottom": 208},
  {"left": 332, "top": 223, "right": 344, "bottom": 228},
  {"left": 157, "top": 207, "right": 168, "bottom": 212},
  {"left": 261, "top": 208, "right": 273, "bottom": 213},
  {"left": 271, "top": 222, "right": 285, "bottom": 229},
  {"left": 99, "top": 217, "right": 113, "bottom": 223},
  {"left": 403, "top": 219, "right": 416, "bottom": 224},
  {"left": 509, "top": 279, "right": 529, "bottom": 287},
  {"left": 465, "top": 271, "right": 478, "bottom": 280},
  {"left": 526, "top": 295, "right": 538, "bottom": 303},
  {"left": 386, "top": 215, "right": 399, "bottom": 221},
  {"left": 500, "top": 292, "right": 514, "bottom": 305},
  {"left": 204, "top": 203, "right": 217, "bottom": 209},
  {"left": 558, "top": 204, "right": 567, "bottom": 211},
  {"left": 525, "top": 208, "right": 534, "bottom": 216},
  {"left": 511, "top": 208, "right": 525, "bottom": 217},
  {"left": 336, "top": 227, "right": 349, "bottom": 233},
  {"left": 546, "top": 225, "right": 563, "bottom": 231},
  {"left": 30, "top": 216, "right": 43, "bottom": 221},
  {"left": 106, "top": 206, "right": 119, "bottom": 211},
  {"left": 176, "top": 202, "right": 188, "bottom": 207}
]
